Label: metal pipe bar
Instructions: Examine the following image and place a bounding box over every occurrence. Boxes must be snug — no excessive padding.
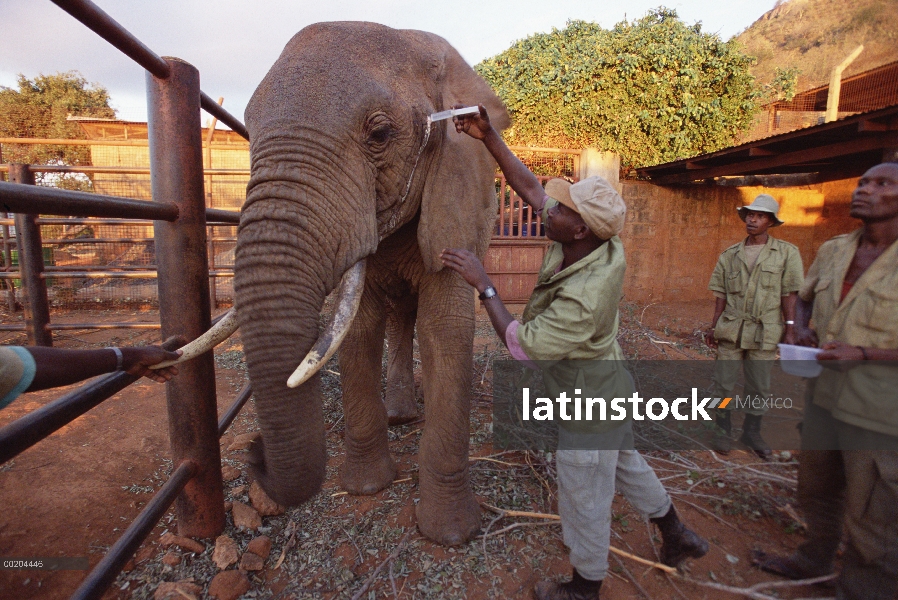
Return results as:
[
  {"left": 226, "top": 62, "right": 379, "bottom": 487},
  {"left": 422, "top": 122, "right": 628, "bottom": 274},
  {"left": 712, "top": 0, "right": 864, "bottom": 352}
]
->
[
  {"left": 205, "top": 208, "right": 241, "bottom": 224},
  {"left": 0, "top": 270, "right": 234, "bottom": 279},
  {"left": 218, "top": 384, "right": 252, "bottom": 437},
  {"left": 0, "top": 219, "right": 237, "bottom": 227},
  {"left": 148, "top": 57, "right": 224, "bottom": 537},
  {"left": 39, "top": 238, "right": 158, "bottom": 244},
  {"left": 0, "top": 371, "right": 135, "bottom": 465},
  {"left": 0, "top": 337, "right": 183, "bottom": 465},
  {"left": 0, "top": 323, "right": 160, "bottom": 331},
  {"left": 0, "top": 181, "right": 179, "bottom": 221},
  {"left": 70, "top": 460, "right": 198, "bottom": 600},
  {"left": 200, "top": 93, "right": 249, "bottom": 141},
  {"left": 10, "top": 166, "right": 53, "bottom": 346},
  {"left": 0, "top": 219, "right": 153, "bottom": 226},
  {"left": 0, "top": 165, "right": 250, "bottom": 175},
  {"left": 49, "top": 0, "right": 171, "bottom": 79},
  {"left": 0, "top": 138, "right": 247, "bottom": 148}
]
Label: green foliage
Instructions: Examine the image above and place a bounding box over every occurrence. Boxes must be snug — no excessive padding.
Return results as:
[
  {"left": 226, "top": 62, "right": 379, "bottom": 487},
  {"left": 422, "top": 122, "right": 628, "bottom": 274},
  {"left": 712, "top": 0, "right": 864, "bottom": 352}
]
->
[
  {"left": 476, "top": 8, "right": 760, "bottom": 168},
  {"left": 0, "top": 71, "right": 116, "bottom": 169},
  {"left": 769, "top": 66, "right": 801, "bottom": 101}
]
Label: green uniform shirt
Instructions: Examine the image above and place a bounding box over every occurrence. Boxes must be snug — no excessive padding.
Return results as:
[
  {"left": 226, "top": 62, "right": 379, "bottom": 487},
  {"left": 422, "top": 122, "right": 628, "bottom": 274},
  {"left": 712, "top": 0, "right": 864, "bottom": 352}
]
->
[
  {"left": 800, "top": 229, "right": 898, "bottom": 436},
  {"left": 516, "top": 221, "right": 633, "bottom": 433},
  {"left": 709, "top": 236, "right": 804, "bottom": 350}
]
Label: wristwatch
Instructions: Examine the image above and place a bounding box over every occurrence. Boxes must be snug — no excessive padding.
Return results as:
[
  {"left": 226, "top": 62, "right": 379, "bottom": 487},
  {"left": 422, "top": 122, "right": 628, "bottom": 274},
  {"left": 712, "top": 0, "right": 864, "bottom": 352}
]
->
[{"left": 478, "top": 286, "right": 497, "bottom": 301}]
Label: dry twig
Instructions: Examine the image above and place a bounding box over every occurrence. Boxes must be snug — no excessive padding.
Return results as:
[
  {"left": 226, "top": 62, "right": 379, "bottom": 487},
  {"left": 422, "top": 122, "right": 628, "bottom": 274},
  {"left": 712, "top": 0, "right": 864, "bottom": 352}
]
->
[{"left": 350, "top": 529, "right": 415, "bottom": 600}]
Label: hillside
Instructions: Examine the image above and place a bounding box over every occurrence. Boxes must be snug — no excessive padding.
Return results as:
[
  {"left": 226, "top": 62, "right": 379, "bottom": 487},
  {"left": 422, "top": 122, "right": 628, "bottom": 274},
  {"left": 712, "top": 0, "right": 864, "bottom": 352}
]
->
[{"left": 736, "top": 0, "right": 898, "bottom": 90}]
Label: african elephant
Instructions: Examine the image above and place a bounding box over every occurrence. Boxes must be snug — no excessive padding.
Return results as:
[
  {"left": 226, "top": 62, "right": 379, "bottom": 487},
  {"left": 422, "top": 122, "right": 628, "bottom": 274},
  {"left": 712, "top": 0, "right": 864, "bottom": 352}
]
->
[{"left": 234, "top": 21, "right": 509, "bottom": 545}]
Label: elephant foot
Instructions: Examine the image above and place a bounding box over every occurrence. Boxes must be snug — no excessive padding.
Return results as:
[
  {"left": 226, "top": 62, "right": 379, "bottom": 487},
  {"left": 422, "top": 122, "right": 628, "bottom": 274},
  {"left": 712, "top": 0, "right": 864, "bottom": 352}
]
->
[
  {"left": 415, "top": 490, "right": 481, "bottom": 546},
  {"left": 340, "top": 453, "right": 397, "bottom": 496},
  {"left": 385, "top": 402, "right": 418, "bottom": 426},
  {"left": 384, "top": 386, "right": 418, "bottom": 426}
]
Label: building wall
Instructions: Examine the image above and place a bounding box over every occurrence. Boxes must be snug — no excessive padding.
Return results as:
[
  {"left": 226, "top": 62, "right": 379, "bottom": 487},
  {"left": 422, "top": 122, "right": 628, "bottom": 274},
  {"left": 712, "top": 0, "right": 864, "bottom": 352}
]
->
[{"left": 620, "top": 178, "right": 859, "bottom": 303}]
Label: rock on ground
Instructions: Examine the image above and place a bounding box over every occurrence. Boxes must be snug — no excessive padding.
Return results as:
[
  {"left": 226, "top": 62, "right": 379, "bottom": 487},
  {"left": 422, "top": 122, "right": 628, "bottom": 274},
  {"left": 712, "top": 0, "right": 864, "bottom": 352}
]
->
[
  {"left": 221, "top": 464, "right": 242, "bottom": 481},
  {"left": 154, "top": 580, "right": 202, "bottom": 600},
  {"left": 212, "top": 535, "right": 239, "bottom": 570},
  {"left": 231, "top": 500, "right": 262, "bottom": 530},
  {"left": 246, "top": 535, "right": 272, "bottom": 559},
  {"left": 158, "top": 533, "right": 205, "bottom": 555},
  {"left": 208, "top": 570, "right": 251, "bottom": 600},
  {"left": 249, "top": 481, "right": 286, "bottom": 516}
]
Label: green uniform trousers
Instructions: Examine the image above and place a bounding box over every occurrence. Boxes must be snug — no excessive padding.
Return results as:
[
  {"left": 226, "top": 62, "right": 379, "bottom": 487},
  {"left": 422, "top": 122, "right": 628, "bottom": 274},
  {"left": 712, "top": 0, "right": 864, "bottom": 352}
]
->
[
  {"left": 711, "top": 341, "right": 776, "bottom": 416},
  {"left": 796, "top": 402, "right": 898, "bottom": 600}
]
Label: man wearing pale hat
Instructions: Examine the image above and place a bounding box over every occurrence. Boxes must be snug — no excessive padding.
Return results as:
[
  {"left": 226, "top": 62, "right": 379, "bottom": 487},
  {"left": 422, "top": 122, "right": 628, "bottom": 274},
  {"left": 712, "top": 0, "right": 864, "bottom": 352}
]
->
[
  {"left": 704, "top": 194, "right": 804, "bottom": 458},
  {"left": 442, "top": 105, "right": 707, "bottom": 600}
]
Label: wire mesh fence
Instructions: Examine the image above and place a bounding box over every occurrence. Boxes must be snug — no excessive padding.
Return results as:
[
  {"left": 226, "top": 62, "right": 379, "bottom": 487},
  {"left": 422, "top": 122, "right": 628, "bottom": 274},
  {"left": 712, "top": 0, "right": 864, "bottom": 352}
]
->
[{"left": 741, "top": 59, "right": 898, "bottom": 142}]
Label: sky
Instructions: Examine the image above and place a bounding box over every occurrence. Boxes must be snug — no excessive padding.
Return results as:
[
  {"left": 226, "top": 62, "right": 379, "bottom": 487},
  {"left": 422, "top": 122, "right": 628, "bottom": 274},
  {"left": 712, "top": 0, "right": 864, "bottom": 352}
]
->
[{"left": 1, "top": 0, "right": 778, "bottom": 125}]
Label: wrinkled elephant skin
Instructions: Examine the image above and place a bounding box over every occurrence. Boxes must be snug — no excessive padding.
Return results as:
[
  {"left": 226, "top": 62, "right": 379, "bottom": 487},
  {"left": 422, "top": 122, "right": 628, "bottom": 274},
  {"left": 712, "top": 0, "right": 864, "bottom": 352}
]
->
[{"left": 234, "top": 21, "right": 508, "bottom": 546}]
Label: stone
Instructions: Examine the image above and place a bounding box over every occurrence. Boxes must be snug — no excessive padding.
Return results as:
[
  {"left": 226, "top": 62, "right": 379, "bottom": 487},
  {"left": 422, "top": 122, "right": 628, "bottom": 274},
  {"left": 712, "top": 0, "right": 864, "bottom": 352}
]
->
[
  {"left": 135, "top": 545, "right": 156, "bottom": 563},
  {"left": 208, "top": 570, "right": 250, "bottom": 600},
  {"left": 239, "top": 551, "right": 265, "bottom": 571},
  {"left": 231, "top": 485, "right": 247, "bottom": 497},
  {"left": 249, "top": 481, "right": 285, "bottom": 516},
  {"left": 227, "top": 432, "right": 260, "bottom": 451},
  {"left": 224, "top": 501, "right": 233, "bottom": 513},
  {"left": 231, "top": 501, "right": 262, "bottom": 531},
  {"left": 245, "top": 535, "right": 272, "bottom": 559},
  {"left": 161, "top": 552, "right": 182, "bottom": 566},
  {"left": 159, "top": 533, "right": 205, "bottom": 555},
  {"left": 221, "top": 465, "right": 242, "bottom": 482},
  {"left": 212, "top": 535, "right": 239, "bottom": 570},
  {"left": 154, "top": 581, "right": 202, "bottom": 600}
]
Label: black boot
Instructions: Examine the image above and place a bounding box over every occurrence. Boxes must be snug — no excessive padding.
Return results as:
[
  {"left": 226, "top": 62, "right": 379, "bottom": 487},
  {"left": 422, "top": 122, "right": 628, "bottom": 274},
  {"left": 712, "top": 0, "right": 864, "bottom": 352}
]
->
[
  {"left": 650, "top": 505, "right": 709, "bottom": 568},
  {"left": 533, "top": 569, "right": 602, "bottom": 600},
  {"left": 712, "top": 409, "right": 732, "bottom": 454},
  {"left": 739, "top": 414, "right": 772, "bottom": 459}
]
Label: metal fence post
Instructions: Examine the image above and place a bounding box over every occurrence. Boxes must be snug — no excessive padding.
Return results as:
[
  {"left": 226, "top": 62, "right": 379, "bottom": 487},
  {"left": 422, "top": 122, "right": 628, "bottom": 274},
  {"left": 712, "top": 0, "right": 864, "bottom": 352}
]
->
[
  {"left": 9, "top": 164, "right": 52, "bottom": 346},
  {"left": 147, "top": 58, "right": 224, "bottom": 538}
]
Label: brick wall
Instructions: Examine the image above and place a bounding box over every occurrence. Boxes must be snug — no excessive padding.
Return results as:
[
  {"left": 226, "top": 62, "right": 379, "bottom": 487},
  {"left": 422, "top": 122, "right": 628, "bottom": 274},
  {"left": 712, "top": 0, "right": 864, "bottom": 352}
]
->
[{"left": 620, "top": 178, "right": 859, "bottom": 303}]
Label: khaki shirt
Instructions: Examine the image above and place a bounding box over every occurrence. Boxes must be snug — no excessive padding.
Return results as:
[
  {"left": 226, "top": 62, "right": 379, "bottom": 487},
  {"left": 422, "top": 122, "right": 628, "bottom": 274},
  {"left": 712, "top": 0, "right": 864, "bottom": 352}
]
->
[
  {"left": 800, "top": 229, "right": 898, "bottom": 435},
  {"left": 709, "top": 237, "right": 804, "bottom": 350},
  {"left": 517, "top": 228, "right": 633, "bottom": 434}
]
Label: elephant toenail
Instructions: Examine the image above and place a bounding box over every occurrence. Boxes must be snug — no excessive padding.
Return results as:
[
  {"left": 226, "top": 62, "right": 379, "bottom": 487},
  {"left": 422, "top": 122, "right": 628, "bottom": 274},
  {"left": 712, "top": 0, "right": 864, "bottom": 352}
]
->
[{"left": 362, "top": 484, "right": 378, "bottom": 494}]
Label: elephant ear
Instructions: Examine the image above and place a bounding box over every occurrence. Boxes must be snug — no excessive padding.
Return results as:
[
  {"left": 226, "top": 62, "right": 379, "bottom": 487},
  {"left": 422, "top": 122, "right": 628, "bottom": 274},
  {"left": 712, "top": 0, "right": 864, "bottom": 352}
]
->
[{"left": 415, "top": 34, "right": 510, "bottom": 273}]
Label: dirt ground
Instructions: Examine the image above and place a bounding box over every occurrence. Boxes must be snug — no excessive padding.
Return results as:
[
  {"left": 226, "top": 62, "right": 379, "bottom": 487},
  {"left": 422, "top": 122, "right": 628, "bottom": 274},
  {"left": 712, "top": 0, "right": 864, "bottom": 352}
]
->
[{"left": 0, "top": 301, "right": 834, "bottom": 600}]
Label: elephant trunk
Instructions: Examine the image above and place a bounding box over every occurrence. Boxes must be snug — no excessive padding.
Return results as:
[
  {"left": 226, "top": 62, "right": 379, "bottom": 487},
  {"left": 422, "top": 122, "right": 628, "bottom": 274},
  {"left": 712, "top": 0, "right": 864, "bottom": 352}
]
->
[{"left": 234, "top": 175, "right": 373, "bottom": 506}]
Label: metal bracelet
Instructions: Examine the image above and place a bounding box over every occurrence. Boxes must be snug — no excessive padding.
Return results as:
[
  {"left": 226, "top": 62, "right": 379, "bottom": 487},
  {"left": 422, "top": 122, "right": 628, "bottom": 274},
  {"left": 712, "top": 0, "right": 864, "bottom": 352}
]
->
[{"left": 111, "top": 346, "right": 124, "bottom": 371}]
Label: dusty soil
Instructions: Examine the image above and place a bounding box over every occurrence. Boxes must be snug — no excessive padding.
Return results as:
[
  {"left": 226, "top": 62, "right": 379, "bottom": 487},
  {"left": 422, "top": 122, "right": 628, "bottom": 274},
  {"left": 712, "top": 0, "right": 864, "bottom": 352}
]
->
[{"left": 0, "top": 302, "right": 832, "bottom": 600}]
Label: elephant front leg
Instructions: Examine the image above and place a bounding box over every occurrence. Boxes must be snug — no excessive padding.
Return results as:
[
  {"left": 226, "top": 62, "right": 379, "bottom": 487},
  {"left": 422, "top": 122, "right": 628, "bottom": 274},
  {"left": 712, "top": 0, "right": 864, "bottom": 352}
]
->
[
  {"left": 415, "top": 273, "right": 481, "bottom": 545},
  {"left": 338, "top": 289, "right": 397, "bottom": 495},
  {"left": 385, "top": 294, "right": 419, "bottom": 425}
]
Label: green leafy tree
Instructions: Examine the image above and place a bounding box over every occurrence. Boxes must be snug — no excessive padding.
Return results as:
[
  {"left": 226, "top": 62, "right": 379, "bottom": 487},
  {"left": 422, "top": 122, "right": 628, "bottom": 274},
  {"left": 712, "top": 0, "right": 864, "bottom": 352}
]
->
[
  {"left": 476, "top": 8, "right": 760, "bottom": 168},
  {"left": 0, "top": 71, "right": 116, "bottom": 180}
]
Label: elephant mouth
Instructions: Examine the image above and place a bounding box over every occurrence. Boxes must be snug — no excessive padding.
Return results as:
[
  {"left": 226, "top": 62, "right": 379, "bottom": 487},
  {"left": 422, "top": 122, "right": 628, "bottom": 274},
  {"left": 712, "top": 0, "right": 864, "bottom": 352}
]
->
[{"left": 151, "top": 259, "right": 366, "bottom": 389}]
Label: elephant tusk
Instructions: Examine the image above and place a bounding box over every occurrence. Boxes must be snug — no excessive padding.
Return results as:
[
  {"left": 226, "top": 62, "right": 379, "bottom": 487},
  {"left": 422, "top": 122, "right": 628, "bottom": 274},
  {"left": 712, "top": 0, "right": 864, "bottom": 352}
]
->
[
  {"left": 150, "top": 308, "right": 240, "bottom": 369},
  {"left": 287, "top": 259, "right": 366, "bottom": 388}
]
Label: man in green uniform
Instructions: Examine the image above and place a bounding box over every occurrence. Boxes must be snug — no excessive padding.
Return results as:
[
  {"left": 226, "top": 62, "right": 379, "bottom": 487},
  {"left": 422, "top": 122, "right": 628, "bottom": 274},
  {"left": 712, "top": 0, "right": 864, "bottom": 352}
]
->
[
  {"left": 441, "top": 105, "right": 707, "bottom": 600},
  {"left": 704, "top": 195, "right": 804, "bottom": 458},
  {"left": 754, "top": 162, "right": 898, "bottom": 600}
]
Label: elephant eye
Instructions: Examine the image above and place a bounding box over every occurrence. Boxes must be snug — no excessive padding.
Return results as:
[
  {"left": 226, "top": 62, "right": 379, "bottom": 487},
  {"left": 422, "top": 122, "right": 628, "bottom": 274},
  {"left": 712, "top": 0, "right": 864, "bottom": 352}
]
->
[
  {"left": 368, "top": 126, "right": 392, "bottom": 146},
  {"left": 365, "top": 114, "right": 394, "bottom": 150}
]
